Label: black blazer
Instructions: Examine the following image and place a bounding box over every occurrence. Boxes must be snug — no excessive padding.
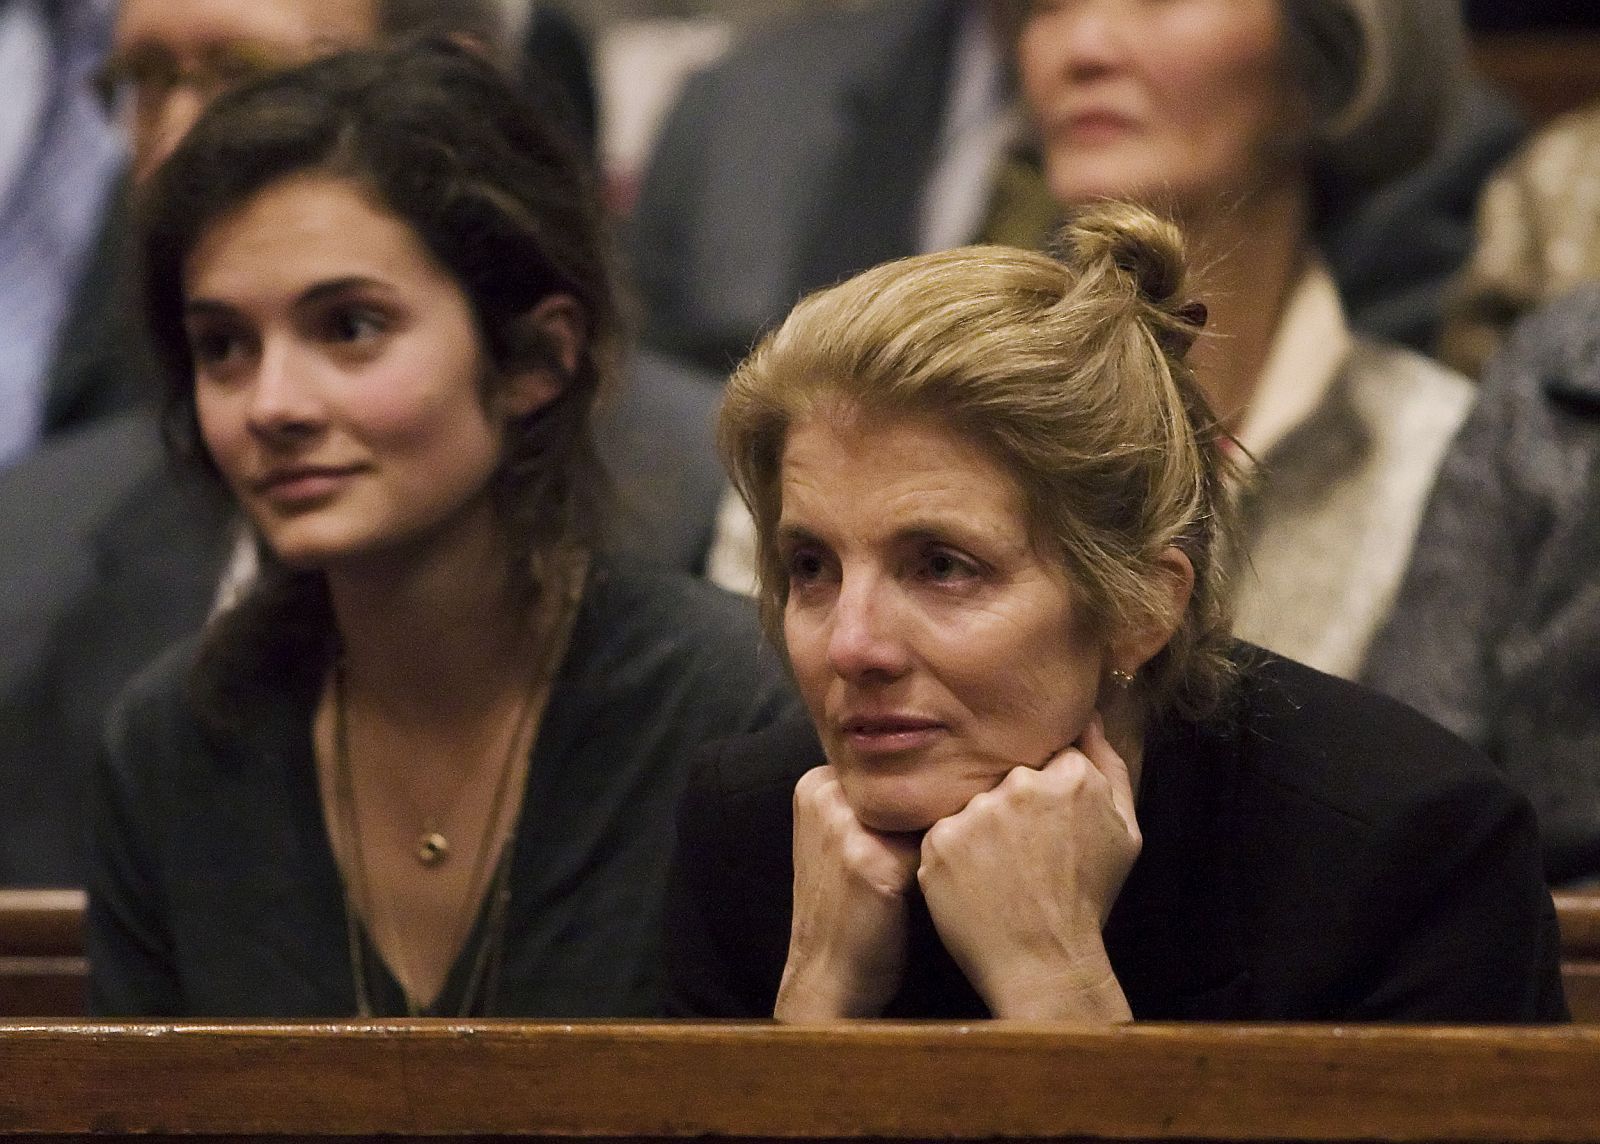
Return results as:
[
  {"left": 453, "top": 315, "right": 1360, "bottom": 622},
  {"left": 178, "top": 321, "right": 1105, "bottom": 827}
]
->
[{"left": 666, "top": 651, "right": 1567, "bottom": 1022}]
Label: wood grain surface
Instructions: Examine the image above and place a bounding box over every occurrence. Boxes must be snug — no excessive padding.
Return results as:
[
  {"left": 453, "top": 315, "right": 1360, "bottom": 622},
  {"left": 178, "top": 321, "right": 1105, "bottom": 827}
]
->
[{"left": 0, "top": 1021, "right": 1597, "bottom": 1142}]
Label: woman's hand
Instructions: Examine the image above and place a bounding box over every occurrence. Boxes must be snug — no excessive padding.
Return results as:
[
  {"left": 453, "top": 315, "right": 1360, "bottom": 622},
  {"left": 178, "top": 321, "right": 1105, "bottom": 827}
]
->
[
  {"left": 775, "top": 765, "right": 921, "bottom": 1020},
  {"left": 916, "top": 717, "right": 1140, "bottom": 1021}
]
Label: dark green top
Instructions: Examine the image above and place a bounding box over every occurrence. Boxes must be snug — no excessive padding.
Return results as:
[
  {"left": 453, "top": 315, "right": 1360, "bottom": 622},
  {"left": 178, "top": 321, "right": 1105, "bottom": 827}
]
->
[{"left": 87, "top": 557, "right": 798, "bottom": 1017}]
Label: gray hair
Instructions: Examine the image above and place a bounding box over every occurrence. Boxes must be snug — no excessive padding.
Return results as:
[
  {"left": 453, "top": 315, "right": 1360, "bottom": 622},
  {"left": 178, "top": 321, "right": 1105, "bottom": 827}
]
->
[{"left": 1281, "top": 0, "right": 1467, "bottom": 196}]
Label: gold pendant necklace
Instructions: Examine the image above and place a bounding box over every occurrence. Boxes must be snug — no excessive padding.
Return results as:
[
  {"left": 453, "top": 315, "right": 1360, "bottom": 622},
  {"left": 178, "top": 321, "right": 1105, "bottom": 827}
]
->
[
  {"left": 332, "top": 655, "right": 539, "bottom": 1015},
  {"left": 339, "top": 670, "right": 540, "bottom": 871},
  {"left": 417, "top": 831, "right": 450, "bottom": 866},
  {"left": 327, "top": 548, "right": 590, "bottom": 1016}
]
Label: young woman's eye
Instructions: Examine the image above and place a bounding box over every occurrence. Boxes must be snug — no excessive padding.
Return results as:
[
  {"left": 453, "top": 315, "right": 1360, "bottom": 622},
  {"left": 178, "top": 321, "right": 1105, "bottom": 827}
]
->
[
  {"left": 324, "top": 306, "right": 387, "bottom": 344},
  {"left": 186, "top": 325, "right": 251, "bottom": 371}
]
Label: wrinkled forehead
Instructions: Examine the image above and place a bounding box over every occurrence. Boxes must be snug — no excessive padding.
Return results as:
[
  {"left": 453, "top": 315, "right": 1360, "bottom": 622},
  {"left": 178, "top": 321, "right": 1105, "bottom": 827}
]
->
[{"left": 114, "top": 0, "right": 379, "bottom": 58}]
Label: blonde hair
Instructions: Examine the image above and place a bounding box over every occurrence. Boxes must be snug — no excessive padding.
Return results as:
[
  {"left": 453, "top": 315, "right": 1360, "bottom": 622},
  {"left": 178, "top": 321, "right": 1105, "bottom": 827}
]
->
[{"left": 719, "top": 201, "right": 1239, "bottom": 721}]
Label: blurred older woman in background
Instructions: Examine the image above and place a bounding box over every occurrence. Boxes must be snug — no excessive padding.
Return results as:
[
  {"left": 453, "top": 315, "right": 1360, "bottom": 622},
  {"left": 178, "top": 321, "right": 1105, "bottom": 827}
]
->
[{"left": 1011, "top": 0, "right": 1476, "bottom": 677}]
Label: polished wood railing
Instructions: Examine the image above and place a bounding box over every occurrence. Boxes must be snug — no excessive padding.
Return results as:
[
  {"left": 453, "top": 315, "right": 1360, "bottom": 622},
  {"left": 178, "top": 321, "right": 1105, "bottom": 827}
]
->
[
  {"left": 1555, "top": 890, "right": 1600, "bottom": 1023},
  {"left": 0, "top": 1021, "right": 1599, "bottom": 1142}
]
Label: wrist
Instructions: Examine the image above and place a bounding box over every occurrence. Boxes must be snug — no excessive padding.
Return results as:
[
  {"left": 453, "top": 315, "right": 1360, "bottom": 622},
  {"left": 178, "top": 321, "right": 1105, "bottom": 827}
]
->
[
  {"left": 774, "top": 951, "right": 894, "bottom": 1020},
  {"left": 983, "top": 942, "right": 1132, "bottom": 1023}
]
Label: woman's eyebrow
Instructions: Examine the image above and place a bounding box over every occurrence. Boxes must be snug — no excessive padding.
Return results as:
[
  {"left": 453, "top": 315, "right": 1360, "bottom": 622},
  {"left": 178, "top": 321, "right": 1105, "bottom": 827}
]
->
[
  {"left": 182, "top": 298, "right": 237, "bottom": 321},
  {"left": 295, "top": 276, "right": 389, "bottom": 307},
  {"left": 774, "top": 521, "right": 821, "bottom": 546},
  {"left": 183, "top": 276, "right": 390, "bottom": 318},
  {"left": 893, "top": 517, "right": 1012, "bottom": 550}
]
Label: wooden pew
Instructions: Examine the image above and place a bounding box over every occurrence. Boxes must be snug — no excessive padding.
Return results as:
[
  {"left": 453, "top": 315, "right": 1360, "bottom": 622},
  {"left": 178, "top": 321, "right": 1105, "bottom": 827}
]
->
[
  {"left": 0, "top": 890, "right": 85, "bottom": 1017},
  {"left": 0, "top": 1022, "right": 1597, "bottom": 1142},
  {"left": 4, "top": 887, "right": 1600, "bottom": 1019},
  {"left": 1555, "top": 890, "right": 1600, "bottom": 1022}
]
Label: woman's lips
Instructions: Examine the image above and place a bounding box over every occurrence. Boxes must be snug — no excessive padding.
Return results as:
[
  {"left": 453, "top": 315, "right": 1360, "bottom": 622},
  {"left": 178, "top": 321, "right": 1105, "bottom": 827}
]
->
[
  {"left": 839, "top": 716, "right": 946, "bottom": 755},
  {"left": 1060, "top": 110, "right": 1138, "bottom": 145},
  {"left": 251, "top": 466, "right": 362, "bottom": 506}
]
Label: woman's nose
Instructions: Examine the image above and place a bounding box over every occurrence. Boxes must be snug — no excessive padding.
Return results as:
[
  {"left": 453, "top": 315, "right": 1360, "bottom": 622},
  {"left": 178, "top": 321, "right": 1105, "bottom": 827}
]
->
[
  {"left": 825, "top": 574, "right": 912, "bottom": 683},
  {"left": 1026, "top": 0, "right": 1131, "bottom": 81},
  {"left": 245, "top": 339, "right": 325, "bottom": 440}
]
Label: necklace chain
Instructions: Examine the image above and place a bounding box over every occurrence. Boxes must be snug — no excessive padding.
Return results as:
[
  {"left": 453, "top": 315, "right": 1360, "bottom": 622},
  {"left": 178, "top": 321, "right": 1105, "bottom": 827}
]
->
[
  {"left": 396, "top": 710, "right": 524, "bottom": 869},
  {"left": 333, "top": 657, "right": 537, "bottom": 1016},
  {"left": 329, "top": 552, "right": 589, "bottom": 1017}
]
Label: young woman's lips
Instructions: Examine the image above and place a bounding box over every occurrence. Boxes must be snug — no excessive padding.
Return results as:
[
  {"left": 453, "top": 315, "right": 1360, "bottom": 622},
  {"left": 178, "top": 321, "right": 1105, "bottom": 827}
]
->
[
  {"left": 252, "top": 466, "right": 362, "bottom": 506},
  {"left": 840, "top": 716, "right": 946, "bottom": 755}
]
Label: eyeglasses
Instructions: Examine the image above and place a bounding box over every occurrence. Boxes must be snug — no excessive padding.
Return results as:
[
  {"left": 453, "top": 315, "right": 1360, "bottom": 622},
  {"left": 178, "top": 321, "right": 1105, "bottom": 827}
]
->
[{"left": 91, "top": 41, "right": 310, "bottom": 121}]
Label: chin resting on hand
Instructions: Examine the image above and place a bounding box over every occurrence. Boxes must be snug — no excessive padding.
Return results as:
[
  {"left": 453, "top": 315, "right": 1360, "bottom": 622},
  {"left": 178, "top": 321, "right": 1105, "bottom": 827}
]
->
[
  {"left": 775, "top": 765, "right": 921, "bottom": 1020},
  {"left": 916, "top": 719, "right": 1140, "bottom": 1021}
]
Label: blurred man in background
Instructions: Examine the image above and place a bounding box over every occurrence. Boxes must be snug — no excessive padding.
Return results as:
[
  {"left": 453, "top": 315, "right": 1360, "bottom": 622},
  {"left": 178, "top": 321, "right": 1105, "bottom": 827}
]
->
[{"left": 0, "top": 0, "right": 120, "bottom": 469}]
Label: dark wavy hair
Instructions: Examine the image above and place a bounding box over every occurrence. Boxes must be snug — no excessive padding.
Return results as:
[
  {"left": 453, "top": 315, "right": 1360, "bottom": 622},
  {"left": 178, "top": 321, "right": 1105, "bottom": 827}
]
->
[
  {"left": 140, "top": 37, "right": 620, "bottom": 722},
  {"left": 376, "top": 0, "right": 511, "bottom": 62}
]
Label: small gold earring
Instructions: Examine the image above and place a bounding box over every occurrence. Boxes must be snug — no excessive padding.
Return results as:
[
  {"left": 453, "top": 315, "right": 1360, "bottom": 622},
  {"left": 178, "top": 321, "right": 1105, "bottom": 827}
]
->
[{"left": 1110, "top": 668, "right": 1135, "bottom": 689}]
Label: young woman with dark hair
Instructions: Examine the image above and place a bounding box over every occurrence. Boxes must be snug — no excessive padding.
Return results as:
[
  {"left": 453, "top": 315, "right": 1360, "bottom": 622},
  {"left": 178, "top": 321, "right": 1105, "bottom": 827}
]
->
[{"left": 87, "top": 39, "right": 794, "bottom": 1018}]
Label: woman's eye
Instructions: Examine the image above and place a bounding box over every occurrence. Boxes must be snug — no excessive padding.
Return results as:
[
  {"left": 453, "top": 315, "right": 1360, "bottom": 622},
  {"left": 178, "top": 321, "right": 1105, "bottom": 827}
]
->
[
  {"left": 785, "top": 547, "right": 831, "bottom": 586},
  {"left": 919, "top": 547, "right": 979, "bottom": 584},
  {"left": 186, "top": 326, "right": 250, "bottom": 370},
  {"left": 324, "top": 307, "right": 387, "bottom": 344}
]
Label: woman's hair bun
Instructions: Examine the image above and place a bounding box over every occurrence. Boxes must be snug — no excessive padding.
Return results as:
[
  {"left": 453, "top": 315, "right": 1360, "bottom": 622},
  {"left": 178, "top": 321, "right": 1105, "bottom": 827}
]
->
[{"left": 1054, "top": 200, "right": 1208, "bottom": 359}]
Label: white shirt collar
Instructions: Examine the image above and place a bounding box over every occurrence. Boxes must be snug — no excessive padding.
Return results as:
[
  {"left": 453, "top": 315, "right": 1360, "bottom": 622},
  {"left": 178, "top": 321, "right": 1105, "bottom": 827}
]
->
[{"left": 1231, "top": 255, "right": 1355, "bottom": 462}]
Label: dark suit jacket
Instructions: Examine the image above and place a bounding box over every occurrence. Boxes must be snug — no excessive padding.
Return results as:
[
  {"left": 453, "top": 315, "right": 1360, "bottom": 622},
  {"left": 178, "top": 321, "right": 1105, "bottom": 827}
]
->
[
  {"left": 667, "top": 651, "right": 1566, "bottom": 1022},
  {"left": 41, "top": 180, "right": 161, "bottom": 439},
  {"left": 594, "top": 350, "right": 727, "bottom": 576},
  {"left": 0, "top": 412, "right": 233, "bottom": 885},
  {"left": 629, "top": 0, "right": 965, "bottom": 374}
]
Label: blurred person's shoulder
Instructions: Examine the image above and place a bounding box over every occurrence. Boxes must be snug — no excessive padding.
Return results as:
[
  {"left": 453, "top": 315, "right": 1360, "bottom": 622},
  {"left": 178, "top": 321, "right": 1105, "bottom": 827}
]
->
[
  {"left": 1494, "top": 281, "right": 1600, "bottom": 413},
  {"left": 698, "top": 0, "right": 953, "bottom": 80}
]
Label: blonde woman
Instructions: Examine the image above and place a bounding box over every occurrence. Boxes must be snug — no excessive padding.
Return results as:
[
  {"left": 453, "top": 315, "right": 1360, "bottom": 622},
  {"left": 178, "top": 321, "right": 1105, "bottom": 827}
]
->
[{"left": 666, "top": 204, "right": 1563, "bottom": 1023}]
